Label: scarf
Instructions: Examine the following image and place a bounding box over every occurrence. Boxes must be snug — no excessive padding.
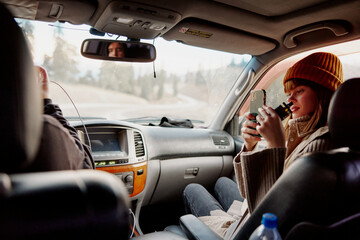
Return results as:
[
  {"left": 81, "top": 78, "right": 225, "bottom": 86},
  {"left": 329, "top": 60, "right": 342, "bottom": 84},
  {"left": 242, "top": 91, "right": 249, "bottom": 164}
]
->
[{"left": 285, "top": 115, "right": 314, "bottom": 158}]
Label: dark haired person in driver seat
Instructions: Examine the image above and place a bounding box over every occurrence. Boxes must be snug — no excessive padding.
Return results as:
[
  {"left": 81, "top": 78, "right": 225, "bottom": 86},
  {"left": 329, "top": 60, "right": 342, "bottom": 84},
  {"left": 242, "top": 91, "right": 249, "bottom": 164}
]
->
[
  {"left": 108, "top": 42, "right": 125, "bottom": 58},
  {"left": 33, "top": 66, "right": 95, "bottom": 170},
  {"left": 183, "top": 52, "right": 343, "bottom": 239}
]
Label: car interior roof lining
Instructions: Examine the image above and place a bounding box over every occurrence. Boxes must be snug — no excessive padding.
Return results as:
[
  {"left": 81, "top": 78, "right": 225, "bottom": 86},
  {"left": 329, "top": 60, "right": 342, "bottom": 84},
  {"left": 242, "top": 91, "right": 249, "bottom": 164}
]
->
[{"left": 2, "top": 0, "right": 360, "bottom": 65}]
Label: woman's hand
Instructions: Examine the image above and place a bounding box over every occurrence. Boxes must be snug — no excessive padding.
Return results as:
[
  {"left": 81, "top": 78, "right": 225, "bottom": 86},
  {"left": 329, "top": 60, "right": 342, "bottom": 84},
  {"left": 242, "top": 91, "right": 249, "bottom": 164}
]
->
[
  {"left": 256, "top": 105, "right": 286, "bottom": 148},
  {"left": 241, "top": 112, "right": 262, "bottom": 151}
]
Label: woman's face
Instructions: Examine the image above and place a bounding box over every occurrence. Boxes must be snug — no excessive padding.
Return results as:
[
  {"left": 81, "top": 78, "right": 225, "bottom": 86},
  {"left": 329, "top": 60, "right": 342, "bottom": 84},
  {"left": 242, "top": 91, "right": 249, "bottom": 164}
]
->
[{"left": 287, "top": 84, "right": 318, "bottom": 119}]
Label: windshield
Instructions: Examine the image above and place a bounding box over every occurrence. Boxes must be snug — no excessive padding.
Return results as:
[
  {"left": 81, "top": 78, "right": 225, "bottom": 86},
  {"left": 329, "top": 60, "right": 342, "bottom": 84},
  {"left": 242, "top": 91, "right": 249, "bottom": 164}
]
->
[{"left": 19, "top": 20, "right": 251, "bottom": 127}]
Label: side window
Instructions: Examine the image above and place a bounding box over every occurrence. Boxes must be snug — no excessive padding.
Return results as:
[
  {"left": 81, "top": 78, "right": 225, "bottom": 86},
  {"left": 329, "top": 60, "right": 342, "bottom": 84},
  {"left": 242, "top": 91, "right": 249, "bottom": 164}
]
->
[
  {"left": 236, "top": 60, "right": 294, "bottom": 138},
  {"left": 233, "top": 40, "right": 360, "bottom": 140},
  {"left": 264, "top": 73, "right": 287, "bottom": 108},
  {"left": 339, "top": 52, "right": 360, "bottom": 80}
]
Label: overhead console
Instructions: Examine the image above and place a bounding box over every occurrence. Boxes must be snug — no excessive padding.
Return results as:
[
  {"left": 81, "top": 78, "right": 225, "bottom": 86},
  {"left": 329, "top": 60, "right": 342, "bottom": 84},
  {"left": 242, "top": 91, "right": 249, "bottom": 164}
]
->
[{"left": 94, "top": 1, "right": 182, "bottom": 39}]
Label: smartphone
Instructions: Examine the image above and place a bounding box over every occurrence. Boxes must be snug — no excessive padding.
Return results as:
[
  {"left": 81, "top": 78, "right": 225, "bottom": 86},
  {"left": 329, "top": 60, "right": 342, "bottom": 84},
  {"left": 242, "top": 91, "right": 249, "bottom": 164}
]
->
[
  {"left": 249, "top": 89, "right": 266, "bottom": 137},
  {"left": 250, "top": 89, "right": 266, "bottom": 117}
]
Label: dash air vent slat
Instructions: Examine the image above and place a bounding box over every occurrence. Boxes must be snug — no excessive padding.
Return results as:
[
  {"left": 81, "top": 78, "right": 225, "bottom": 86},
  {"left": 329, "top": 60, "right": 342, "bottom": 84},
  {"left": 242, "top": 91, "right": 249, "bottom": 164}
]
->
[{"left": 134, "top": 131, "right": 145, "bottom": 157}]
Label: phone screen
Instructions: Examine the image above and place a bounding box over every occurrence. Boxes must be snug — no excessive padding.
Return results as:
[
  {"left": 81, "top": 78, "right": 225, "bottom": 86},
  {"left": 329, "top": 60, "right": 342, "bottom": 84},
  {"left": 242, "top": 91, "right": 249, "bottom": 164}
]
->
[
  {"left": 249, "top": 89, "right": 266, "bottom": 137},
  {"left": 250, "top": 89, "right": 266, "bottom": 117}
]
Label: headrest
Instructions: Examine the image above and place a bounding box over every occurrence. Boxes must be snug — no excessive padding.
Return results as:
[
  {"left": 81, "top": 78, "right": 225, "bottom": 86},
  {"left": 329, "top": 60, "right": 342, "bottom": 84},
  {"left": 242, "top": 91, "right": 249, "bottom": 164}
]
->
[
  {"left": 0, "top": 170, "right": 130, "bottom": 239},
  {"left": 0, "top": 3, "right": 42, "bottom": 172},
  {"left": 328, "top": 78, "right": 360, "bottom": 149}
]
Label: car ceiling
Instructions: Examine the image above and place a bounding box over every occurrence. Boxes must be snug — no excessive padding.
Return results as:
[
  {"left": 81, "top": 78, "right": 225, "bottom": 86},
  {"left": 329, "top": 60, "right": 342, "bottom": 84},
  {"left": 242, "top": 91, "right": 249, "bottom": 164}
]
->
[{"left": 2, "top": 0, "right": 360, "bottom": 64}]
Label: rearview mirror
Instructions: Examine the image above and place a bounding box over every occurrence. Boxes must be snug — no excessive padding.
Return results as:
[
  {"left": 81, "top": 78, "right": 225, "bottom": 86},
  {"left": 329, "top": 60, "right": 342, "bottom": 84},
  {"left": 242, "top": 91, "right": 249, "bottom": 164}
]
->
[{"left": 81, "top": 39, "right": 156, "bottom": 62}]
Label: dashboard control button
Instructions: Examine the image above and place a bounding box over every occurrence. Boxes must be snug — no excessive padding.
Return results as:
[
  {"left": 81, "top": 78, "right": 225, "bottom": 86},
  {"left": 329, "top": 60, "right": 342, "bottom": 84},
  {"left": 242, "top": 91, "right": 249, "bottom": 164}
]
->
[{"left": 124, "top": 175, "right": 133, "bottom": 183}]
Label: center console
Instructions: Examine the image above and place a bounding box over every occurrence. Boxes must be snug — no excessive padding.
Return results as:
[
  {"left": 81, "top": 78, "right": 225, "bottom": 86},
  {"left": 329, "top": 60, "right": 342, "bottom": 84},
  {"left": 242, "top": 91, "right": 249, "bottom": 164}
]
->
[{"left": 78, "top": 126, "right": 147, "bottom": 197}]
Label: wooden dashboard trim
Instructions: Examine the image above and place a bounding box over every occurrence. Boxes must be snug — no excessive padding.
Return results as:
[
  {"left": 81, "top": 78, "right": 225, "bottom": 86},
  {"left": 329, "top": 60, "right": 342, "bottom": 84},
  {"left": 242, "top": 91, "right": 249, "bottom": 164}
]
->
[{"left": 96, "top": 161, "right": 147, "bottom": 197}]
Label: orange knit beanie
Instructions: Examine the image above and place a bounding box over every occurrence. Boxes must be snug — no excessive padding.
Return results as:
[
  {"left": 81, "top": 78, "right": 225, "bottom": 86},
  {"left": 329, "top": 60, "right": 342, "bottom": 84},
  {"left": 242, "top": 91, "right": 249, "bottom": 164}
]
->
[{"left": 283, "top": 52, "right": 343, "bottom": 92}]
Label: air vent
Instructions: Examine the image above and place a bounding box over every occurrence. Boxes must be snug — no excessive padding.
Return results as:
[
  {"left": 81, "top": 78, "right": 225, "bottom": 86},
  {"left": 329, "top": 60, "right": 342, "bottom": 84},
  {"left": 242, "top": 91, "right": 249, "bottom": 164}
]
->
[
  {"left": 134, "top": 131, "right": 145, "bottom": 157},
  {"left": 212, "top": 135, "right": 230, "bottom": 146}
]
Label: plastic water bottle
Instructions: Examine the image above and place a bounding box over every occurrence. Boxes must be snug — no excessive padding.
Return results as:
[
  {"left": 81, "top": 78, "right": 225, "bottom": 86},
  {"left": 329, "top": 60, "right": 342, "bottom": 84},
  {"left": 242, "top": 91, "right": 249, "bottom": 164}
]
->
[{"left": 249, "top": 213, "right": 282, "bottom": 240}]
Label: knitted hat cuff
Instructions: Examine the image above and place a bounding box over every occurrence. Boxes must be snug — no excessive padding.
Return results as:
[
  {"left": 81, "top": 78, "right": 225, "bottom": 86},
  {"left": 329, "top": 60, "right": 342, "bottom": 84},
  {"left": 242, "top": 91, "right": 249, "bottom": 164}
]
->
[
  {"left": 284, "top": 63, "right": 342, "bottom": 91},
  {"left": 283, "top": 52, "right": 343, "bottom": 92}
]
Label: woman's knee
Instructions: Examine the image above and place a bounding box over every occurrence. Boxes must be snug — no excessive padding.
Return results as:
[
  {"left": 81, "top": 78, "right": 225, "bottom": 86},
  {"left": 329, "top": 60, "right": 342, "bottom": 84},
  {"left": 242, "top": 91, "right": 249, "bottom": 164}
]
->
[
  {"left": 214, "top": 176, "right": 244, "bottom": 204},
  {"left": 184, "top": 183, "right": 206, "bottom": 198},
  {"left": 215, "top": 177, "right": 235, "bottom": 191},
  {"left": 183, "top": 183, "right": 223, "bottom": 216}
]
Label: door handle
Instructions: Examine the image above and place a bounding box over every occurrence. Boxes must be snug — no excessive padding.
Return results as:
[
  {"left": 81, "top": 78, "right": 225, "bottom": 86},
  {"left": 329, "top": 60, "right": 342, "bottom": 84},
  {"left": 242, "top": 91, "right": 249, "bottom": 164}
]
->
[{"left": 184, "top": 167, "right": 199, "bottom": 179}]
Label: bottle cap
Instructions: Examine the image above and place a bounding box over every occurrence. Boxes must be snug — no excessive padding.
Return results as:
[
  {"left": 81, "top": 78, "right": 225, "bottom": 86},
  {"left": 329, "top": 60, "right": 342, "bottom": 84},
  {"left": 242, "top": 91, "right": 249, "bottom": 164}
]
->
[{"left": 261, "top": 213, "right": 278, "bottom": 228}]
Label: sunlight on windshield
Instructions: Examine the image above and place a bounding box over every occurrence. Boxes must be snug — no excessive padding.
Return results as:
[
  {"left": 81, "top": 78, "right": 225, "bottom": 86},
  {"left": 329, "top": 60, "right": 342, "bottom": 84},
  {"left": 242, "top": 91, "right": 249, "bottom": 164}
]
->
[{"left": 19, "top": 20, "right": 251, "bottom": 127}]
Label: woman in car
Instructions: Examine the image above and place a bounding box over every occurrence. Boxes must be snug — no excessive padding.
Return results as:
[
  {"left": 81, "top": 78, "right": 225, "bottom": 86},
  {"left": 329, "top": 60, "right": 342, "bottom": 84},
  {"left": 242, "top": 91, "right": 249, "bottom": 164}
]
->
[{"left": 183, "top": 52, "right": 344, "bottom": 238}]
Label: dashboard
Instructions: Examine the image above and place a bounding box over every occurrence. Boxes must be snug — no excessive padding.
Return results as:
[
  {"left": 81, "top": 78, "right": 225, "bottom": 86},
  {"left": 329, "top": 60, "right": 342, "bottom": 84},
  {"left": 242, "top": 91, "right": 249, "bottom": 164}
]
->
[{"left": 72, "top": 119, "right": 236, "bottom": 224}]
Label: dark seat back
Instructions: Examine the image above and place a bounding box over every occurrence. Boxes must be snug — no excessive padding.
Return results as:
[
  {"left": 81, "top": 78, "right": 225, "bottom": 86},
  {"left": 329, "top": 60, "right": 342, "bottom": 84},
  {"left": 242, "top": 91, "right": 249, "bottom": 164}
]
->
[
  {"left": 0, "top": 1, "right": 42, "bottom": 173},
  {"left": 0, "top": 3, "right": 130, "bottom": 239},
  {"left": 234, "top": 78, "right": 360, "bottom": 240},
  {"left": 0, "top": 170, "right": 130, "bottom": 240},
  {"left": 285, "top": 213, "right": 360, "bottom": 240},
  {"left": 0, "top": 1, "right": 93, "bottom": 173}
]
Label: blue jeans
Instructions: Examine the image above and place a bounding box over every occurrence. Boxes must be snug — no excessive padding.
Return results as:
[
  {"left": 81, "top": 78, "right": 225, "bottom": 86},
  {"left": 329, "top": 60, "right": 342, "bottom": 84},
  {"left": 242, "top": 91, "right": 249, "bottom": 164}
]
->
[{"left": 183, "top": 177, "right": 244, "bottom": 217}]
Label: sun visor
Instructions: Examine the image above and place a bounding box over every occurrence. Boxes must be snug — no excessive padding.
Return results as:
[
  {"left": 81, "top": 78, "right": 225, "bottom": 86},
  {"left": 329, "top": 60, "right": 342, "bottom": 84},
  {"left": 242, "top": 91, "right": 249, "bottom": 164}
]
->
[
  {"left": 1, "top": 0, "right": 38, "bottom": 19},
  {"left": 35, "top": 0, "right": 97, "bottom": 24},
  {"left": 94, "top": 1, "right": 181, "bottom": 39},
  {"left": 162, "top": 19, "right": 276, "bottom": 55}
]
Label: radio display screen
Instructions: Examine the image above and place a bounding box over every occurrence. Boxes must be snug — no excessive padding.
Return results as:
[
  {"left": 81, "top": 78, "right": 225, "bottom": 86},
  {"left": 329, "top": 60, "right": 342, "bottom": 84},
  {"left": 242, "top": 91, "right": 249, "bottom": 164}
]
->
[{"left": 91, "top": 133, "right": 121, "bottom": 152}]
